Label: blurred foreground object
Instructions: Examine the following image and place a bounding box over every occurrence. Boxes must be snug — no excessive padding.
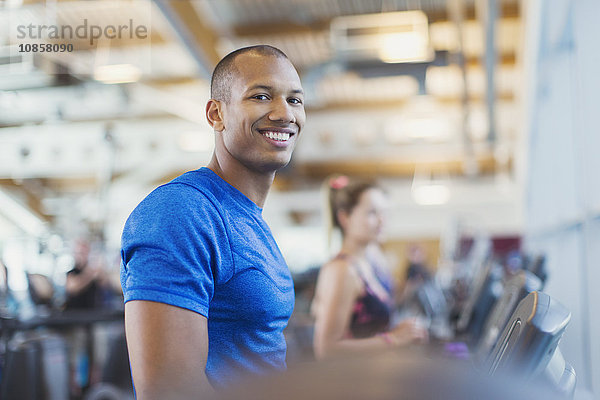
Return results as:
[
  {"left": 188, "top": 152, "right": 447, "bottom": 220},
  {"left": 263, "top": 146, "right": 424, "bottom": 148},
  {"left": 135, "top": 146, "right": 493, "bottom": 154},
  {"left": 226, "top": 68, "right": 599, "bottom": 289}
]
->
[
  {"left": 220, "top": 349, "right": 566, "bottom": 400},
  {"left": 486, "top": 291, "right": 575, "bottom": 398}
]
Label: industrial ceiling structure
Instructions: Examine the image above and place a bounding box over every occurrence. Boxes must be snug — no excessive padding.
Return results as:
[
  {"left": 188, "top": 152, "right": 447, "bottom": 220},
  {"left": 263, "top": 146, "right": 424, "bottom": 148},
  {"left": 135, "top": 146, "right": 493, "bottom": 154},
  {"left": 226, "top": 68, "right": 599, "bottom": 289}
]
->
[{"left": 0, "top": 0, "right": 525, "bottom": 251}]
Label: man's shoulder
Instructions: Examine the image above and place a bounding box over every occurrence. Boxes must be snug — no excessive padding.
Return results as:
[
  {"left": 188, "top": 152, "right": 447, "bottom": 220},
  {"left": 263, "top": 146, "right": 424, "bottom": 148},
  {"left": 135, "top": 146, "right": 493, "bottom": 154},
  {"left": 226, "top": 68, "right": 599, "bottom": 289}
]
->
[
  {"left": 128, "top": 170, "right": 225, "bottom": 224},
  {"left": 122, "top": 169, "right": 230, "bottom": 246},
  {"left": 145, "top": 169, "right": 220, "bottom": 205},
  {"left": 167, "top": 168, "right": 216, "bottom": 195}
]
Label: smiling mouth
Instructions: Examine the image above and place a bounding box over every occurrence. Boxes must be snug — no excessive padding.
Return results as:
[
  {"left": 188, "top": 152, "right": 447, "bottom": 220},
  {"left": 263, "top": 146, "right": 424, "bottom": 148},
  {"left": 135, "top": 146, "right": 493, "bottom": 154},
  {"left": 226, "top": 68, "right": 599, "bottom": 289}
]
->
[
  {"left": 262, "top": 131, "right": 291, "bottom": 141},
  {"left": 258, "top": 127, "right": 297, "bottom": 145}
]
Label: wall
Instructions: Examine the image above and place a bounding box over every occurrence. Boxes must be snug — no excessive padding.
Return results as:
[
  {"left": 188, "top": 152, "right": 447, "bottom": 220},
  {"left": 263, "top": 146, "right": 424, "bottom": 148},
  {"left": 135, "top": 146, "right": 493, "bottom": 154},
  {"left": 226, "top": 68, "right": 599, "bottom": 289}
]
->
[{"left": 523, "top": 1, "right": 600, "bottom": 398}]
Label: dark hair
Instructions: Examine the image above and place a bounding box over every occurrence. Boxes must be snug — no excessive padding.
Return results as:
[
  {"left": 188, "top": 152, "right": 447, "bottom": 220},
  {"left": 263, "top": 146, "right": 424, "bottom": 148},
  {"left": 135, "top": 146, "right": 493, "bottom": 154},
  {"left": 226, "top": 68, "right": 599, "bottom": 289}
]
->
[
  {"left": 210, "top": 45, "right": 290, "bottom": 103},
  {"left": 326, "top": 175, "right": 381, "bottom": 231}
]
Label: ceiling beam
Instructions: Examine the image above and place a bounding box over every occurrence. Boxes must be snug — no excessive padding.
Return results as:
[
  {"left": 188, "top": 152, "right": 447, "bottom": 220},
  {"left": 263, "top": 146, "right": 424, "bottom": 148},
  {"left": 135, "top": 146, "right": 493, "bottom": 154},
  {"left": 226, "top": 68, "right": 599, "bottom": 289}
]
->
[
  {"left": 0, "top": 181, "right": 52, "bottom": 223},
  {"left": 230, "top": 3, "right": 519, "bottom": 38},
  {"left": 233, "top": 21, "right": 330, "bottom": 37},
  {"left": 305, "top": 93, "right": 515, "bottom": 113},
  {"left": 293, "top": 154, "right": 509, "bottom": 181},
  {"left": 153, "top": 0, "right": 221, "bottom": 79}
]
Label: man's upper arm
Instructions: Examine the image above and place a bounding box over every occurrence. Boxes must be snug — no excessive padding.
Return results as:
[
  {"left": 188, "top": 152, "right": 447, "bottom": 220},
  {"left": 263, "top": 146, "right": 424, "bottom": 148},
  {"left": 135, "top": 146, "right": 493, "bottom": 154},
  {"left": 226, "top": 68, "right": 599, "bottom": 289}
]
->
[
  {"left": 125, "top": 300, "right": 212, "bottom": 400},
  {"left": 121, "top": 183, "right": 231, "bottom": 397},
  {"left": 121, "top": 184, "right": 233, "bottom": 315}
]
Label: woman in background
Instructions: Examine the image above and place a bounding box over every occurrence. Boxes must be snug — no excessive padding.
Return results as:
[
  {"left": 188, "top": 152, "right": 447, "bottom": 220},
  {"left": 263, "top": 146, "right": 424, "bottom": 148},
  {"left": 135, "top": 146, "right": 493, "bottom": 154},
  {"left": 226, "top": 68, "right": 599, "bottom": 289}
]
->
[{"left": 311, "top": 176, "right": 427, "bottom": 359}]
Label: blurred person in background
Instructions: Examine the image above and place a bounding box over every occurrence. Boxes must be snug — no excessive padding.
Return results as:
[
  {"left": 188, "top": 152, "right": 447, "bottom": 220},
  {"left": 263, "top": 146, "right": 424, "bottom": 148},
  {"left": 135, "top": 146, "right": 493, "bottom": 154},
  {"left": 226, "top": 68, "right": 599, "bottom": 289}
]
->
[
  {"left": 397, "top": 243, "right": 433, "bottom": 306},
  {"left": 64, "top": 237, "right": 122, "bottom": 397},
  {"left": 405, "top": 243, "right": 432, "bottom": 283},
  {"left": 65, "top": 238, "right": 119, "bottom": 310},
  {"left": 0, "top": 259, "right": 14, "bottom": 315},
  {"left": 311, "top": 176, "right": 427, "bottom": 359}
]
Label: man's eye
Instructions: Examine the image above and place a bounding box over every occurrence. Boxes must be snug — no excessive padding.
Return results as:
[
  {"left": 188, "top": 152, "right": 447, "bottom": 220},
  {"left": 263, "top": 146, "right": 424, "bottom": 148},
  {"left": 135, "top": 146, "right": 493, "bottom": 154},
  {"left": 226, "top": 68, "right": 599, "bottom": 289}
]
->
[
  {"left": 288, "top": 98, "right": 303, "bottom": 105},
  {"left": 252, "top": 94, "right": 269, "bottom": 100}
]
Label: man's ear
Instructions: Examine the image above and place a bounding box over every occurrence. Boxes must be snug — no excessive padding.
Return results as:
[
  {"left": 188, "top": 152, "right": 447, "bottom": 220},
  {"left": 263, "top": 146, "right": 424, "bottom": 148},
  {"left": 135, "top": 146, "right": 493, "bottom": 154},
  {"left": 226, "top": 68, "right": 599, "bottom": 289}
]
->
[{"left": 206, "top": 99, "right": 224, "bottom": 131}]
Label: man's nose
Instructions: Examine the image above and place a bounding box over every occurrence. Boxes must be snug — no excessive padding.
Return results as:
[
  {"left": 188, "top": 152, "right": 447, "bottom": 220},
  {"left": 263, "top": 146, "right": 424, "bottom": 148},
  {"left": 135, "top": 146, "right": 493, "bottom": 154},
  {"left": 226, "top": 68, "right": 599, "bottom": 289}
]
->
[{"left": 268, "top": 98, "right": 295, "bottom": 123}]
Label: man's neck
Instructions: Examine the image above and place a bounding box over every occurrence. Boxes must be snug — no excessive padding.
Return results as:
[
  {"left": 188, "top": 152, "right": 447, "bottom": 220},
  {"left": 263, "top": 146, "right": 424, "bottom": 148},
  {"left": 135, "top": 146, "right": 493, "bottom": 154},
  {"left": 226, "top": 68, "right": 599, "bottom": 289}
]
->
[{"left": 206, "top": 153, "right": 275, "bottom": 208}]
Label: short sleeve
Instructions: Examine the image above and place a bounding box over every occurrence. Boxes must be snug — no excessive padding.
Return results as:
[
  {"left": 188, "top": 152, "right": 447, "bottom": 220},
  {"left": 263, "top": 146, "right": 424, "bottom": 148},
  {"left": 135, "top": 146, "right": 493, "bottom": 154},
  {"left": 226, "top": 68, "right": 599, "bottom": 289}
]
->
[{"left": 120, "top": 183, "right": 234, "bottom": 318}]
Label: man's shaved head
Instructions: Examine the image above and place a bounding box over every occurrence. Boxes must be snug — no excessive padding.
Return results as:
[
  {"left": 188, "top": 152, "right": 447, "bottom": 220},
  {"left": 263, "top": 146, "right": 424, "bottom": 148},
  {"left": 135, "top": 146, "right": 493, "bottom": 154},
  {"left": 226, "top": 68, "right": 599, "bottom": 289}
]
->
[{"left": 210, "top": 45, "right": 290, "bottom": 103}]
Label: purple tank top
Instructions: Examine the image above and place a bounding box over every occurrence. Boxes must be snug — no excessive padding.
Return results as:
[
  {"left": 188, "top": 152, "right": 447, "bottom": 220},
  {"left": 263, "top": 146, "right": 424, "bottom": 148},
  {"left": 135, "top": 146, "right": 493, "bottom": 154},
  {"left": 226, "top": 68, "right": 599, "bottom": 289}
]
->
[{"left": 336, "top": 253, "right": 393, "bottom": 338}]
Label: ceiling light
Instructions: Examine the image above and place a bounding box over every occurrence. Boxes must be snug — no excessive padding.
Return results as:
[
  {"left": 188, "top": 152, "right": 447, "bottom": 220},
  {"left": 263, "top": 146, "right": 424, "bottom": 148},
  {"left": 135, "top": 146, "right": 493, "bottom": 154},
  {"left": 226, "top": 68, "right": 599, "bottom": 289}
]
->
[
  {"left": 94, "top": 64, "right": 142, "bottom": 84},
  {"left": 5, "top": 0, "right": 23, "bottom": 8},
  {"left": 402, "top": 117, "right": 451, "bottom": 140},
  {"left": 384, "top": 95, "right": 453, "bottom": 143},
  {"left": 429, "top": 21, "right": 460, "bottom": 52},
  {"left": 384, "top": 116, "right": 450, "bottom": 144},
  {"left": 379, "top": 31, "right": 431, "bottom": 63},
  {"left": 331, "top": 10, "right": 434, "bottom": 64},
  {"left": 411, "top": 167, "right": 451, "bottom": 205},
  {"left": 412, "top": 183, "right": 451, "bottom": 206}
]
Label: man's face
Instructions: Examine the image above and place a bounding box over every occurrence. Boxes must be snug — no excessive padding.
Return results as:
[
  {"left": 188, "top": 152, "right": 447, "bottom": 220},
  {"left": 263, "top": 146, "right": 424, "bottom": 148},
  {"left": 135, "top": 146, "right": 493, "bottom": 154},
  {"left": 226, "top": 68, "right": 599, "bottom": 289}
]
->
[{"left": 217, "top": 53, "right": 306, "bottom": 173}]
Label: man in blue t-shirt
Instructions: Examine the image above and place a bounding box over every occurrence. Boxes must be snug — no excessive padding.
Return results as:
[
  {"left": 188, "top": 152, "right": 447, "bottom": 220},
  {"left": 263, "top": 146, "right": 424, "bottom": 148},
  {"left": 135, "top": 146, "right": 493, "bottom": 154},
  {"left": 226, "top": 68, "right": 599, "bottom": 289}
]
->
[{"left": 120, "top": 45, "right": 306, "bottom": 398}]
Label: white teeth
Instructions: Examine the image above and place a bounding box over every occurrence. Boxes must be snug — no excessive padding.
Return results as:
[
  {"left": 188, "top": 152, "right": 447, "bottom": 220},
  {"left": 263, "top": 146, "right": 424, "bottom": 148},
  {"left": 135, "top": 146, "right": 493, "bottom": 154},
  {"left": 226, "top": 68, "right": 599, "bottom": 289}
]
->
[{"left": 264, "top": 131, "right": 290, "bottom": 141}]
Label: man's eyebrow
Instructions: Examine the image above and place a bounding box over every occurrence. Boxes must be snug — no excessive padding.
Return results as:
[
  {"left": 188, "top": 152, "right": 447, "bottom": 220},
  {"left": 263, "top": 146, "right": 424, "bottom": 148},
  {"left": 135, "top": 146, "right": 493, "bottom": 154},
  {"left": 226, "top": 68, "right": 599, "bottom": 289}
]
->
[
  {"left": 247, "top": 84, "right": 272, "bottom": 92},
  {"left": 246, "top": 84, "right": 304, "bottom": 95}
]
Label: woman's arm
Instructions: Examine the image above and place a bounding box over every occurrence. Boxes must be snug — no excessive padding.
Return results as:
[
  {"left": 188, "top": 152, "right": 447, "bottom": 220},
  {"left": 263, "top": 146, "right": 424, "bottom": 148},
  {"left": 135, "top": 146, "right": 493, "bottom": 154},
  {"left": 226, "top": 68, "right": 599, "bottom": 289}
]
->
[
  {"left": 312, "top": 260, "right": 427, "bottom": 359},
  {"left": 312, "top": 260, "right": 390, "bottom": 359}
]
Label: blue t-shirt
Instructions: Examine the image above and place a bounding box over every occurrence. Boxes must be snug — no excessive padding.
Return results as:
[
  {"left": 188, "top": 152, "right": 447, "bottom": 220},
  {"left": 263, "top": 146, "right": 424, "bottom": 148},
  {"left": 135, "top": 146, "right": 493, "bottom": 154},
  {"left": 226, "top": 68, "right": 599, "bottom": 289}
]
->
[{"left": 120, "top": 168, "right": 295, "bottom": 388}]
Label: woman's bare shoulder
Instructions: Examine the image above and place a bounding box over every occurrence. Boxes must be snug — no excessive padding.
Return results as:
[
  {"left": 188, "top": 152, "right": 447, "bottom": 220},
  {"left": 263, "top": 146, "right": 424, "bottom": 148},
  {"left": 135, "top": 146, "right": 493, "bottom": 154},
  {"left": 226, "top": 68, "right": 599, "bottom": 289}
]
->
[{"left": 318, "top": 257, "right": 362, "bottom": 288}]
